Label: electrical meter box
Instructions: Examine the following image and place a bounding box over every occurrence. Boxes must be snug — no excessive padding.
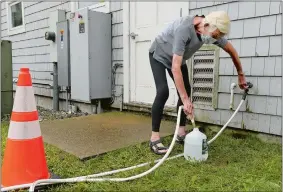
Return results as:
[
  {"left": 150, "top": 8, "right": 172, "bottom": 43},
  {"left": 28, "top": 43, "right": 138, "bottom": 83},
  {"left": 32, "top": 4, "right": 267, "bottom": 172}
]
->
[{"left": 69, "top": 8, "right": 112, "bottom": 102}]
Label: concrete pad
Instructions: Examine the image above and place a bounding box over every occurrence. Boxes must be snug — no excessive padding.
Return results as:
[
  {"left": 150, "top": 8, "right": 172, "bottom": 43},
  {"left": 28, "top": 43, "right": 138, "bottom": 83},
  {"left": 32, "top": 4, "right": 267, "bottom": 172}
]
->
[{"left": 40, "top": 111, "right": 177, "bottom": 160}]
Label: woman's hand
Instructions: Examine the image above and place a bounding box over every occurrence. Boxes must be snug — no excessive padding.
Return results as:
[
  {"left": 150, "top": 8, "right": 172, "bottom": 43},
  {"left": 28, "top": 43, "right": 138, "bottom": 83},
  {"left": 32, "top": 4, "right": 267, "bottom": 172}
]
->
[
  {"left": 183, "top": 98, "right": 194, "bottom": 118},
  {"left": 238, "top": 73, "right": 248, "bottom": 90}
]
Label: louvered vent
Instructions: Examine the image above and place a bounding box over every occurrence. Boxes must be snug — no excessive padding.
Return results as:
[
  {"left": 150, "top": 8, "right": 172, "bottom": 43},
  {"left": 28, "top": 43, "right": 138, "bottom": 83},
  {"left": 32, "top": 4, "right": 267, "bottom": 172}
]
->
[{"left": 189, "top": 46, "right": 219, "bottom": 110}]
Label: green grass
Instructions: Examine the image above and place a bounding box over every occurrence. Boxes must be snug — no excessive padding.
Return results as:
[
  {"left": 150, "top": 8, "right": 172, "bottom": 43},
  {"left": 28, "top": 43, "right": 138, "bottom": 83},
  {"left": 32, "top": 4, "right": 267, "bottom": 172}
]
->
[{"left": 1, "top": 121, "right": 282, "bottom": 192}]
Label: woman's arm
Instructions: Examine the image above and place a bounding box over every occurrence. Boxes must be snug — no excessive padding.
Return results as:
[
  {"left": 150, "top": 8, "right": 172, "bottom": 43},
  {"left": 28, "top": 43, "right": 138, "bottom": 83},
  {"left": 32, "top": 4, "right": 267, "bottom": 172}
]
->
[
  {"left": 171, "top": 24, "right": 192, "bottom": 102},
  {"left": 217, "top": 40, "right": 248, "bottom": 89},
  {"left": 172, "top": 54, "right": 189, "bottom": 103},
  {"left": 222, "top": 41, "right": 244, "bottom": 75}
]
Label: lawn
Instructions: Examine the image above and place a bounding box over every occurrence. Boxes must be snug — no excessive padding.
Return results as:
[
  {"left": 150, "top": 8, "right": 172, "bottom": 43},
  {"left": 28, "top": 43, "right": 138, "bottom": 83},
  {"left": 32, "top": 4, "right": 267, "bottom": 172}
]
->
[{"left": 1, "top": 120, "right": 282, "bottom": 192}]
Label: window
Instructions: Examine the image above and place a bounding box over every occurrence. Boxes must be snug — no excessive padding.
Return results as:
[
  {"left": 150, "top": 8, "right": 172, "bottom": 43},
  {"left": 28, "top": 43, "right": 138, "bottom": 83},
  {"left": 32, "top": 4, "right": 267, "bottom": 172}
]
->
[{"left": 7, "top": 1, "right": 25, "bottom": 35}]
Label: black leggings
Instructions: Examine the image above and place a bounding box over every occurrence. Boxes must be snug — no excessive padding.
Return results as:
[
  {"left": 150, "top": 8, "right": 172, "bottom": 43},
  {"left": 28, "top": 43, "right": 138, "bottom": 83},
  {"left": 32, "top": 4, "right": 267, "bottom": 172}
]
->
[{"left": 149, "top": 52, "right": 191, "bottom": 132}]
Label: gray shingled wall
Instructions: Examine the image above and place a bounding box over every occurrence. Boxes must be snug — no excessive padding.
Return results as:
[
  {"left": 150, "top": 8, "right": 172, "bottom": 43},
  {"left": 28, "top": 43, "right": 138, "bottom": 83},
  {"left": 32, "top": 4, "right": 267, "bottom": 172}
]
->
[
  {"left": 109, "top": 2, "right": 123, "bottom": 108},
  {"left": 189, "top": 1, "right": 282, "bottom": 135}
]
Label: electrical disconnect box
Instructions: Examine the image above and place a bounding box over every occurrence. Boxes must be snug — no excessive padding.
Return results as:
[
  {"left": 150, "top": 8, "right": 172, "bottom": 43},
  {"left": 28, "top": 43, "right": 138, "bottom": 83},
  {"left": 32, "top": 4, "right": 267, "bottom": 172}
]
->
[
  {"left": 69, "top": 8, "right": 112, "bottom": 102},
  {"left": 57, "top": 20, "right": 70, "bottom": 87}
]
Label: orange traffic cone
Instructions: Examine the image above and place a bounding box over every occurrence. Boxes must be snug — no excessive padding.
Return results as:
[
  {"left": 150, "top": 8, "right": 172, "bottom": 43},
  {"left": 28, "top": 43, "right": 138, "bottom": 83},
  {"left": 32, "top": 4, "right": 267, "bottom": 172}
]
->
[{"left": 1, "top": 68, "right": 51, "bottom": 187}]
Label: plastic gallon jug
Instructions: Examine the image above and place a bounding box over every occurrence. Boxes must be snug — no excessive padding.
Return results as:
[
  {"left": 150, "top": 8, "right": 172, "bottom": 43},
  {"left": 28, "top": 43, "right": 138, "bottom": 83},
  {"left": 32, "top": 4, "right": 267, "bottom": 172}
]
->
[{"left": 184, "top": 128, "right": 208, "bottom": 162}]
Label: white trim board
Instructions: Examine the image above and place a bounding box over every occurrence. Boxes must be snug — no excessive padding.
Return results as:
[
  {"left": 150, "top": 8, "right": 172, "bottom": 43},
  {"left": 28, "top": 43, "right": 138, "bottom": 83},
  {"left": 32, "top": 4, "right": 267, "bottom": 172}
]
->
[
  {"left": 75, "top": 1, "right": 110, "bottom": 13},
  {"left": 123, "top": 2, "right": 130, "bottom": 103},
  {"left": 88, "top": 2, "right": 110, "bottom": 13},
  {"left": 70, "top": 2, "right": 79, "bottom": 12}
]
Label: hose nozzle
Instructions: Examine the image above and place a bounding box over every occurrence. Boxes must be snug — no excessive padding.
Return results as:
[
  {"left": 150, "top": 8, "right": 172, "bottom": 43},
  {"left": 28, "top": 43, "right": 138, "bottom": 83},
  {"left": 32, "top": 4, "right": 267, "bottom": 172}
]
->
[
  {"left": 247, "top": 82, "right": 253, "bottom": 89},
  {"left": 242, "top": 81, "right": 253, "bottom": 100}
]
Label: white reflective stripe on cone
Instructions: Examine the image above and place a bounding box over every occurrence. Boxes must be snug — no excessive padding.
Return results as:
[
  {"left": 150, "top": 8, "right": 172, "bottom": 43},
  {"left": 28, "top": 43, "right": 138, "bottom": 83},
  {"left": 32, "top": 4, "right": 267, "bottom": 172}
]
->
[
  {"left": 8, "top": 120, "right": 42, "bottom": 140},
  {"left": 12, "top": 86, "right": 37, "bottom": 112}
]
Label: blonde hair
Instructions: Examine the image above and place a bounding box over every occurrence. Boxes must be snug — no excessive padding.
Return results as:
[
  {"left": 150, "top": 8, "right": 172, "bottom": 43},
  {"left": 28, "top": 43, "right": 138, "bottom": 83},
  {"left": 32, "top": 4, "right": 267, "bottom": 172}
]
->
[{"left": 203, "top": 11, "right": 230, "bottom": 34}]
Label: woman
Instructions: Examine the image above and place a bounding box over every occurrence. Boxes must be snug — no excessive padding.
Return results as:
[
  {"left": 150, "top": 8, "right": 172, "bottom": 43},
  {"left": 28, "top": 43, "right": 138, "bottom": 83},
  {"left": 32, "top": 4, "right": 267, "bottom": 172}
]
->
[{"left": 148, "top": 11, "right": 248, "bottom": 155}]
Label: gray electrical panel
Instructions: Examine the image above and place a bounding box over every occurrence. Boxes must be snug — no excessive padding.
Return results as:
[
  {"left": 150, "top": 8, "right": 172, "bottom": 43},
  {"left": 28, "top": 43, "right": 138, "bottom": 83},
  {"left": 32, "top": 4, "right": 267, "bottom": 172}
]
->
[
  {"left": 69, "top": 8, "right": 112, "bottom": 102},
  {"left": 57, "top": 20, "right": 70, "bottom": 87}
]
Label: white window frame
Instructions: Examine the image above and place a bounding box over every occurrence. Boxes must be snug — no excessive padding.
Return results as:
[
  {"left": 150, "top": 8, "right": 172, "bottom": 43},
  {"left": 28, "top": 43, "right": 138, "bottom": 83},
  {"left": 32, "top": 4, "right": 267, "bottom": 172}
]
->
[{"left": 6, "top": 1, "right": 26, "bottom": 36}]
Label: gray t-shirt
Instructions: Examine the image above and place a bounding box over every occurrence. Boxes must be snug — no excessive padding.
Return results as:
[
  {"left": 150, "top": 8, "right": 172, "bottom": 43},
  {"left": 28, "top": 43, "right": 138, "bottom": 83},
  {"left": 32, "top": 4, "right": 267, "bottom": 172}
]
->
[{"left": 149, "top": 15, "right": 228, "bottom": 69}]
